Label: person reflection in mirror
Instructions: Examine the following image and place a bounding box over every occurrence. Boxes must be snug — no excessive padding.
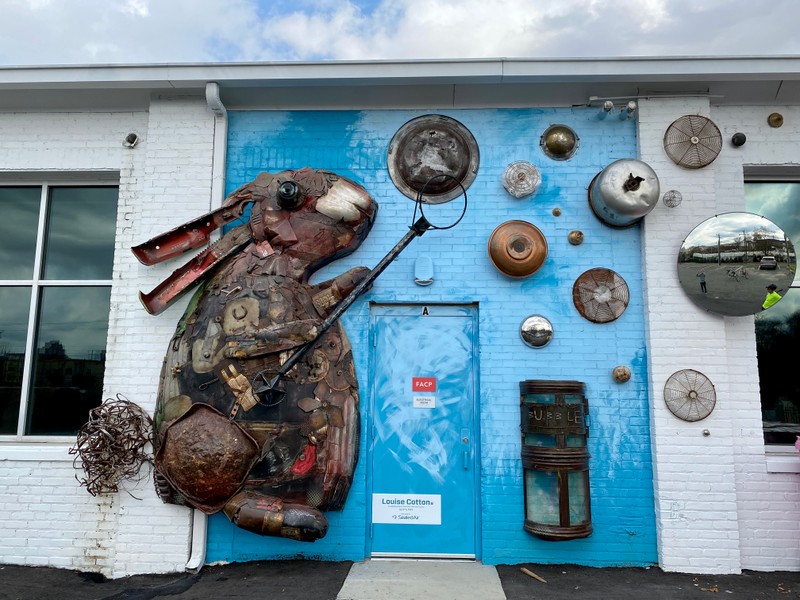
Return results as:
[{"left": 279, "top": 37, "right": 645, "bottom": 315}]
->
[
  {"left": 762, "top": 283, "right": 783, "bottom": 310},
  {"left": 696, "top": 269, "right": 707, "bottom": 293}
]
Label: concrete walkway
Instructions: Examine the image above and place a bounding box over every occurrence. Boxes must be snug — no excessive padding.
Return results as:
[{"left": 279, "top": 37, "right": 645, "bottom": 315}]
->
[{"left": 337, "top": 559, "right": 506, "bottom": 600}]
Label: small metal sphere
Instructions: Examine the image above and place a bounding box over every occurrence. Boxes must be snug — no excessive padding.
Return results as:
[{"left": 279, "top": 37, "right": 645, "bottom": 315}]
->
[
  {"left": 520, "top": 315, "right": 554, "bottom": 348},
  {"left": 768, "top": 113, "right": 784, "bottom": 128},
  {"left": 731, "top": 132, "right": 747, "bottom": 147},
  {"left": 568, "top": 230, "right": 584, "bottom": 245},
  {"left": 612, "top": 365, "right": 631, "bottom": 383}
]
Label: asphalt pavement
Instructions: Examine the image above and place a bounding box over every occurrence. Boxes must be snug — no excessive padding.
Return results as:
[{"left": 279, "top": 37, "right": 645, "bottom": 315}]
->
[{"left": 1, "top": 559, "right": 799, "bottom": 600}]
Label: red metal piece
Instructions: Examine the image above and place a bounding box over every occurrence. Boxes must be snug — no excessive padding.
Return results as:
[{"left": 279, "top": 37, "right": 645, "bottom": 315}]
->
[
  {"left": 290, "top": 444, "right": 317, "bottom": 475},
  {"left": 132, "top": 195, "right": 255, "bottom": 265},
  {"left": 138, "top": 224, "right": 252, "bottom": 315}
]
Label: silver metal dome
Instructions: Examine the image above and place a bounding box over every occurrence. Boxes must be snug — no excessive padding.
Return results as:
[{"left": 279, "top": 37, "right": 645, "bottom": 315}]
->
[{"left": 588, "top": 158, "right": 660, "bottom": 227}]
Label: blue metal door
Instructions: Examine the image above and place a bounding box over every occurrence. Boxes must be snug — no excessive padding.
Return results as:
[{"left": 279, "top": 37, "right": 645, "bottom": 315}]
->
[{"left": 368, "top": 304, "right": 478, "bottom": 558}]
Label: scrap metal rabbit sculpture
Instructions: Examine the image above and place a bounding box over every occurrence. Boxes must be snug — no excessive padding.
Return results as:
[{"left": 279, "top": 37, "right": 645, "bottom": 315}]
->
[{"left": 134, "top": 168, "right": 377, "bottom": 541}]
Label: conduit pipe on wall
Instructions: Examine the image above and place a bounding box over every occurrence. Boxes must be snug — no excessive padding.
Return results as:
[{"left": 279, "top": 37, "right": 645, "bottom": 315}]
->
[
  {"left": 185, "top": 81, "right": 228, "bottom": 573},
  {"left": 205, "top": 81, "right": 228, "bottom": 210}
]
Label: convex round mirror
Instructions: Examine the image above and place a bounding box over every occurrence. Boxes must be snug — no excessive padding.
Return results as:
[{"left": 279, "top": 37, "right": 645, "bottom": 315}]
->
[
  {"left": 520, "top": 314, "right": 553, "bottom": 348},
  {"left": 678, "top": 212, "right": 795, "bottom": 316}
]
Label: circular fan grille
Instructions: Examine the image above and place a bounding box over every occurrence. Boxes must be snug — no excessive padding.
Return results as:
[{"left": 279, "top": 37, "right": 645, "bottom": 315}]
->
[
  {"left": 663, "top": 115, "right": 722, "bottom": 169},
  {"left": 572, "top": 268, "right": 630, "bottom": 323},
  {"left": 664, "top": 369, "right": 716, "bottom": 422},
  {"left": 502, "top": 161, "right": 541, "bottom": 198},
  {"left": 662, "top": 190, "right": 682, "bottom": 208}
]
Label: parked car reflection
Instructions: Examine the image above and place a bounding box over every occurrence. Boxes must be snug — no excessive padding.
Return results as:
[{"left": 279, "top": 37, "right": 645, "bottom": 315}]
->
[
  {"left": 759, "top": 256, "right": 778, "bottom": 270},
  {"left": 677, "top": 212, "right": 795, "bottom": 316}
]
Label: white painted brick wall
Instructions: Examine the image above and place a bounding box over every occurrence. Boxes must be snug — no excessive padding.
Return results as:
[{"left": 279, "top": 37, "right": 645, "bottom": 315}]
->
[
  {"left": 714, "top": 104, "right": 800, "bottom": 572},
  {"left": 640, "top": 99, "right": 800, "bottom": 573},
  {"left": 106, "top": 97, "right": 216, "bottom": 578},
  {"left": 0, "top": 97, "right": 215, "bottom": 577},
  {"left": 2, "top": 92, "right": 797, "bottom": 578},
  {"left": 640, "top": 97, "right": 741, "bottom": 574}
]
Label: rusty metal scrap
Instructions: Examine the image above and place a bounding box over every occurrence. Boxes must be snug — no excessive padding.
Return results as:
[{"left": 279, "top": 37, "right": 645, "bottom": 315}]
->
[
  {"left": 155, "top": 403, "right": 260, "bottom": 513},
  {"left": 136, "top": 168, "right": 380, "bottom": 542},
  {"left": 69, "top": 394, "right": 154, "bottom": 497}
]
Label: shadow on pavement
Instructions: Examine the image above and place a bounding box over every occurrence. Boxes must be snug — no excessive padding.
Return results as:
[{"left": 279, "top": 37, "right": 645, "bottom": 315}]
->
[
  {"left": 0, "top": 560, "right": 352, "bottom": 600},
  {"left": 497, "top": 564, "right": 800, "bottom": 600}
]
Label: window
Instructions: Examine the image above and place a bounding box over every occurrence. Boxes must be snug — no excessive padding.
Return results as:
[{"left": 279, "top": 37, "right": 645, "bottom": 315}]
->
[
  {"left": 0, "top": 185, "right": 117, "bottom": 438},
  {"left": 744, "top": 181, "right": 800, "bottom": 445}
]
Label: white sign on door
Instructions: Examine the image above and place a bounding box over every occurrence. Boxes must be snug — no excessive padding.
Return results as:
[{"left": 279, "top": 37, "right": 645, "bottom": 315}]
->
[
  {"left": 372, "top": 493, "right": 442, "bottom": 525},
  {"left": 413, "top": 395, "right": 436, "bottom": 409}
]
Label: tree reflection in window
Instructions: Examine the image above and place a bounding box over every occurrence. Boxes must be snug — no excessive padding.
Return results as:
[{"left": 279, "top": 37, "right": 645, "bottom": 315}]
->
[
  {"left": 0, "top": 185, "right": 116, "bottom": 437},
  {"left": 745, "top": 182, "right": 800, "bottom": 445}
]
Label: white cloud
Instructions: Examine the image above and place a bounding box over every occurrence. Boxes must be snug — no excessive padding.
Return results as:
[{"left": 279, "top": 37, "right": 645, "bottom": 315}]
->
[
  {"left": 0, "top": 0, "right": 797, "bottom": 66},
  {"left": 120, "top": 0, "right": 149, "bottom": 17}
]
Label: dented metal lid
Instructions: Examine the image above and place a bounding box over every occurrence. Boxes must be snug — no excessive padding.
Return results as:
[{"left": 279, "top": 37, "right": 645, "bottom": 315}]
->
[
  {"left": 387, "top": 114, "right": 479, "bottom": 204},
  {"left": 588, "top": 158, "right": 660, "bottom": 228}
]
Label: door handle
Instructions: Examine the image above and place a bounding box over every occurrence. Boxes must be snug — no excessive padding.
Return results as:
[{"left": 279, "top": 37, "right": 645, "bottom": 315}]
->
[{"left": 461, "top": 427, "right": 470, "bottom": 470}]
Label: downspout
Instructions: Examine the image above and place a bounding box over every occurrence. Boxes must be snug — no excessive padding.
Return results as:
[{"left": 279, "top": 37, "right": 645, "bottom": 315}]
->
[
  {"left": 185, "top": 81, "right": 227, "bottom": 573},
  {"left": 205, "top": 81, "right": 228, "bottom": 212}
]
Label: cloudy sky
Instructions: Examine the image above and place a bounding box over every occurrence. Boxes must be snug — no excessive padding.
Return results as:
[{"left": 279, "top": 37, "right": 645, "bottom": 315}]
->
[{"left": 1, "top": 0, "right": 799, "bottom": 66}]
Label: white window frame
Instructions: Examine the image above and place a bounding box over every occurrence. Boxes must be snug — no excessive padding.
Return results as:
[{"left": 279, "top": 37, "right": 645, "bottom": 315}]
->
[
  {"left": 744, "top": 167, "right": 800, "bottom": 472},
  {"left": 0, "top": 179, "right": 117, "bottom": 446}
]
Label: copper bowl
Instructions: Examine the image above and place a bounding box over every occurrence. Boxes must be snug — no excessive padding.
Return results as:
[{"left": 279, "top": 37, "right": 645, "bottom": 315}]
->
[{"left": 488, "top": 220, "right": 548, "bottom": 278}]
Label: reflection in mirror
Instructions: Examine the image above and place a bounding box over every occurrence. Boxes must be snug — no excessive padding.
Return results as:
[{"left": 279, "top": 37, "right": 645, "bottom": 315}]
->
[
  {"left": 677, "top": 212, "right": 796, "bottom": 316},
  {"left": 520, "top": 315, "right": 553, "bottom": 348},
  {"left": 745, "top": 182, "right": 800, "bottom": 286}
]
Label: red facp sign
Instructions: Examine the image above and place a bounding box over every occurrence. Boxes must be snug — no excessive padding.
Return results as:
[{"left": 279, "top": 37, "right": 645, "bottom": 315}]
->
[{"left": 412, "top": 377, "right": 437, "bottom": 392}]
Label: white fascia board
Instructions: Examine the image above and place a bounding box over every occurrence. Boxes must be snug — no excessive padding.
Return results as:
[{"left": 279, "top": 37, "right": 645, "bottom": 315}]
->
[
  {"left": 0, "top": 59, "right": 504, "bottom": 90},
  {"left": 1, "top": 56, "right": 800, "bottom": 92},
  {"left": 500, "top": 56, "right": 800, "bottom": 83}
]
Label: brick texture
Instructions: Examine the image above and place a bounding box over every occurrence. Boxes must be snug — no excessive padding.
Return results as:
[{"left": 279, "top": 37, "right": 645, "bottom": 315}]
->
[
  {"left": 212, "top": 108, "right": 658, "bottom": 567},
  {"left": 0, "top": 98, "right": 215, "bottom": 576},
  {"left": 640, "top": 99, "right": 800, "bottom": 573},
  {"left": 1, "top": 94, "right": 796, "bottom": 578}
]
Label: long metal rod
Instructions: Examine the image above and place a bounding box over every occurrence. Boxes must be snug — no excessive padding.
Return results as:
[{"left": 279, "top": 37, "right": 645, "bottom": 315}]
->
[{"left": 260, "top": 216, "right": 431, "bottom": 398}]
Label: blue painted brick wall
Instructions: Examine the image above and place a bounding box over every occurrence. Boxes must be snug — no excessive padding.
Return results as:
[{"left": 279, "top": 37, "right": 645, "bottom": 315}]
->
[{"left": 206, "top": 108, "right": 657, "bottom": 567}]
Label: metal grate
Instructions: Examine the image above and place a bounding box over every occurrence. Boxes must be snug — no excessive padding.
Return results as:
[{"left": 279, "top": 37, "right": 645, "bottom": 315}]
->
[
  {"left": 572, "top": 268, "right": 630, "bottom": 323},
  {"left": 664, "top": 369, "right": 716, "bottom": 422},
  {"left": 663, "top": 115, "right": 722, "bottom": 169}
]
